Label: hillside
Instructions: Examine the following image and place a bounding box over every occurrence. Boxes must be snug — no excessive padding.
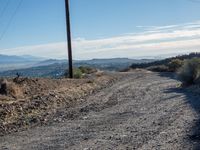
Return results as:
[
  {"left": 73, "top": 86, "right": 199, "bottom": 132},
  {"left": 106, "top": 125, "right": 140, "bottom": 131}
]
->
[
  {"left": 131, "top": 53, "right": 200, "bottom": 71},
  {"left": 0, "top": 57, "right": 154, "bottom": 78}
]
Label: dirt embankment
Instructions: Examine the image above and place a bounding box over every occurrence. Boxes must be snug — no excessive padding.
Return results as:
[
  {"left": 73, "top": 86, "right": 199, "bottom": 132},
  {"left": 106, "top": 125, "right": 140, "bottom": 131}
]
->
[{"left": 0, "top": 72, "right": 123, "bottom": 135}]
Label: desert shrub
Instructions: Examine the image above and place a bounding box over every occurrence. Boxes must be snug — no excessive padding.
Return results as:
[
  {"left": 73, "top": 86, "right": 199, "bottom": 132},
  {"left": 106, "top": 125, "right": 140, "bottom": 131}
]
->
[
  {"left": 0, "top": 79, "right": 24, "bottom": 98},
  {"left": 64, "top": 68, "right": 83, "bottom": 79},
  {"left": 167, "top": 59, "right": 184, "bottom": 72},
  {"left": 148, "top": 65, "right": 169, "bottom": 72},
  {"left": 178, "top": 58, "right": 200, "bottom": 85},
  {"left": 78, "top": 66, "right": 97, "bottom": 74},
  {"left": 64, "top": 66, "right": 97, "bottom": 79},
  {"left": 73, "top": 68, "right": 83, "bottom": 79}
]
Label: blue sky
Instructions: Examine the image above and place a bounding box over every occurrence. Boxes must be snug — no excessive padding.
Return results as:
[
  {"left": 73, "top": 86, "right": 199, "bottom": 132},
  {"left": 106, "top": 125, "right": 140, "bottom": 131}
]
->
[{"left": 0, "top": 0, "right": 200, "bottom": 59}]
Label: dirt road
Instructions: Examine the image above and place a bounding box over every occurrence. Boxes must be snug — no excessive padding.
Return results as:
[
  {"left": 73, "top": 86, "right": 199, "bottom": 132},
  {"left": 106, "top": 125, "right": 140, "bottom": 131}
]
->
[{"left": 1, "top": 70, "right": 200, "bottom": 150}]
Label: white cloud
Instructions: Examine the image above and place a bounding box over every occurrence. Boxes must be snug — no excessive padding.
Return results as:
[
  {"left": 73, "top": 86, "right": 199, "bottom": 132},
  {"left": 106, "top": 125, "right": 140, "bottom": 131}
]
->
[
  {"left": 0, "top": 42, "right": 68, "bottom": 59},
  {"left": 1, "top": 20, "right": 200, "bottom": 59}
]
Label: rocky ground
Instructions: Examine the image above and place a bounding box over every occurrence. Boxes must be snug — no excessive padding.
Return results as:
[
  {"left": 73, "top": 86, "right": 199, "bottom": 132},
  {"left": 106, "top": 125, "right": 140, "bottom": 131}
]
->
[
  {"left": 0, "top": 72, "right": 123, "bottom": 136},
  {"left": 1, "top": 70, "right": 200, "bottom": 149}
]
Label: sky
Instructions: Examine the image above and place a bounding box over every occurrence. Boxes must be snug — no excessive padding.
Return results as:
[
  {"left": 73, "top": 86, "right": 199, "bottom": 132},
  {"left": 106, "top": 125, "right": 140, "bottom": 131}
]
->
[{"left": 0, "top": 0, "right": 200, "bottom": 59}]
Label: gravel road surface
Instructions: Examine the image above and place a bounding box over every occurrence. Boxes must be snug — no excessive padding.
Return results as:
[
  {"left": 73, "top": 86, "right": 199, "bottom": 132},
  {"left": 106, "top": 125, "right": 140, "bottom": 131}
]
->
[{"left": 1, "top": 70, "right": 200, "bottom": 150}]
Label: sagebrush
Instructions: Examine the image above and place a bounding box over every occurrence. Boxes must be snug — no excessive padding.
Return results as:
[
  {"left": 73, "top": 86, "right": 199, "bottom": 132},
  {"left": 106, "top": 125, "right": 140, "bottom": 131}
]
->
[
  {"left": 167, "top": 59, "right": 184, "bottom": 72},
  {"left": 178, "top": 58, "right": 200, "bottom": 85}
]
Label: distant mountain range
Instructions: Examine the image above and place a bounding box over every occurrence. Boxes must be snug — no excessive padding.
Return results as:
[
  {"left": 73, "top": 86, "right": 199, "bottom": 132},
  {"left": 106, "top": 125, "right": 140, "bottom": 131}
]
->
[
  {"left": 0, "top": 55, "right": 41, "bottom": 64},
  {"left": 0, "top": 54, "right": 155, "bottom": 78},
  {"left": 0, "top": 55, "right": 63, "bottom": 72}
]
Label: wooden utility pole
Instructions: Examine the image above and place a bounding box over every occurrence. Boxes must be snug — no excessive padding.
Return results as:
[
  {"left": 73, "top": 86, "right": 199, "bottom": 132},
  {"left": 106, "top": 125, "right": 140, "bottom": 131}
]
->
[{"left": 65, "top": 0, "right": 73, "bottom": 78}]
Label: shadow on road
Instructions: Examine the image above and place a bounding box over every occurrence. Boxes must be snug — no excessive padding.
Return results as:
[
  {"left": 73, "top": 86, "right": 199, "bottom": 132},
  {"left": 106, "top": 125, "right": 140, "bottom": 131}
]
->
[{"left": 158, "top": 72, "right": 200, "bottom": 149}]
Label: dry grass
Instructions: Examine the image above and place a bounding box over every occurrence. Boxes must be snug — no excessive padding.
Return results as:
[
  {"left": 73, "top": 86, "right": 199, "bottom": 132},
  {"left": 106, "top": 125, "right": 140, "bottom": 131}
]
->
[
  {"left": 0, "top": 72, "right": 119, "bottom": 135},
  {"left": 0, "top": 79, "right": 24, "bottom": 99}
]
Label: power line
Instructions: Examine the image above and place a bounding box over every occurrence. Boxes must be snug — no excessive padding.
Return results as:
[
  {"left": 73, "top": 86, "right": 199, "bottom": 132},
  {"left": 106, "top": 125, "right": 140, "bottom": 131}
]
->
[{"left": 0, "top": 0, "right": 23, "bottom": 41}]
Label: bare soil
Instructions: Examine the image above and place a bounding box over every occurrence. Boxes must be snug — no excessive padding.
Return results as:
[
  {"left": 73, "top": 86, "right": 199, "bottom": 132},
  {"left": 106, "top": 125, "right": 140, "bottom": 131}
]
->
[
  {"left": 1, "top": 70, "right": 200, "bottom": 149},
  {"left": 0, "top": 72, "right": 122, "bottom": 136}
]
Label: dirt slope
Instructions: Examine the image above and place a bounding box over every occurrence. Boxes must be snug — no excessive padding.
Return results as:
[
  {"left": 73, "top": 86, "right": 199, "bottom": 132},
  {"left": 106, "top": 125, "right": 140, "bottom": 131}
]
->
[
  {"left": 1, "top": 70, "right": 200, "bottom": 150},
  {"left": 0, "top": 72, "right": 122, "bottom": 135}
]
